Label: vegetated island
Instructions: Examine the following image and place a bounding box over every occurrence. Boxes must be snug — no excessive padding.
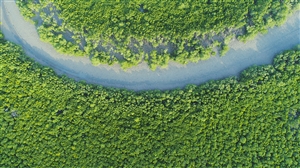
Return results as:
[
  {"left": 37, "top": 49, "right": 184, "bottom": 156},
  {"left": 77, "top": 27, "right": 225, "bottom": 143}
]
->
[
  {"left": 17, "top": 0, "right": 299, "bottom": 70},
  {"left": 0, "top": 30, "right": 299, "bottom": 167}
]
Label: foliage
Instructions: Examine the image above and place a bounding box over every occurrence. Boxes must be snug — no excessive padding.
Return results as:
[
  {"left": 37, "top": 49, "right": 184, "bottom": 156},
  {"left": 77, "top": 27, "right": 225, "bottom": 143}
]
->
[
  {"left": 0, "top": 37, "right": 299, "bottom": 167},
  {"left": 220, "top": 44, "right": 230, "bottom": 56},
  {"left": 16, "top": 0, "right": 299, "bottom": 69}
]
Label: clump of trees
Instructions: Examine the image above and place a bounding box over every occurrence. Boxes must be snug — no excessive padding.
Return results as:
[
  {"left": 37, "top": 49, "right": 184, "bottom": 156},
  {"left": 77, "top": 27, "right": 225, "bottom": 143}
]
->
[
  {"left": 0, "top": 31, "right": 299, "bottom": 167},
  {"left": 16, "top": 0, "right": 299, "bottom": 70}
]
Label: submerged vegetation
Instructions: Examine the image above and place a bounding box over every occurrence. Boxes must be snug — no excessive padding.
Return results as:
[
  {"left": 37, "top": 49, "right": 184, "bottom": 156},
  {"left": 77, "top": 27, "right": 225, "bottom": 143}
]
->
[
  {"left": 0, "top": 31, "right": 299, "bottom": 167},
  {"left": 16, "top": 0, "right": 299, "bottom": 70}
]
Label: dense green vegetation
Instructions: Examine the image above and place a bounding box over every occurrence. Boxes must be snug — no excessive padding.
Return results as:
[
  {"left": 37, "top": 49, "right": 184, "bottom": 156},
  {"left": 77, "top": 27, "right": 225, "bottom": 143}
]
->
[
  {"left": 17, "top": 0, "right": 299, "bottom": 70},
  {"left": 1, "top": 31, "right": 300, "bottom": 167}
]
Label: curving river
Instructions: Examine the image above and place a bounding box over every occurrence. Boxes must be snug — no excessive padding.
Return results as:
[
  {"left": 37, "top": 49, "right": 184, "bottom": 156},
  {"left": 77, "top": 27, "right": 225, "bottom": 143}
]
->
[{"left": 1, "top": 1, "right": 299, "bottom": 91}]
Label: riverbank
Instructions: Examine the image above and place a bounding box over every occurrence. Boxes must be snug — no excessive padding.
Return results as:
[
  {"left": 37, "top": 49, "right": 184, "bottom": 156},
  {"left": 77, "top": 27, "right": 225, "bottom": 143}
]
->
[{"left": 1, "top": 1, "right": 299, "bottom": 91}]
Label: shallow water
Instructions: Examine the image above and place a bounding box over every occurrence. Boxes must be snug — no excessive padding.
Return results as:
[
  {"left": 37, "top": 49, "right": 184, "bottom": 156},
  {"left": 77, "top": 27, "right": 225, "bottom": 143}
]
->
[{"left": 1, "top": 1, "right": 299, "bottom": 91}]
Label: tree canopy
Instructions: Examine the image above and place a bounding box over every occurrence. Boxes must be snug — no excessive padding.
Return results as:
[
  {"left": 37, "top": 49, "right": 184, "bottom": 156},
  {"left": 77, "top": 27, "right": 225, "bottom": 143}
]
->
[{"left": 0, "top": 31, "right": 299, "bottom": 167}]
